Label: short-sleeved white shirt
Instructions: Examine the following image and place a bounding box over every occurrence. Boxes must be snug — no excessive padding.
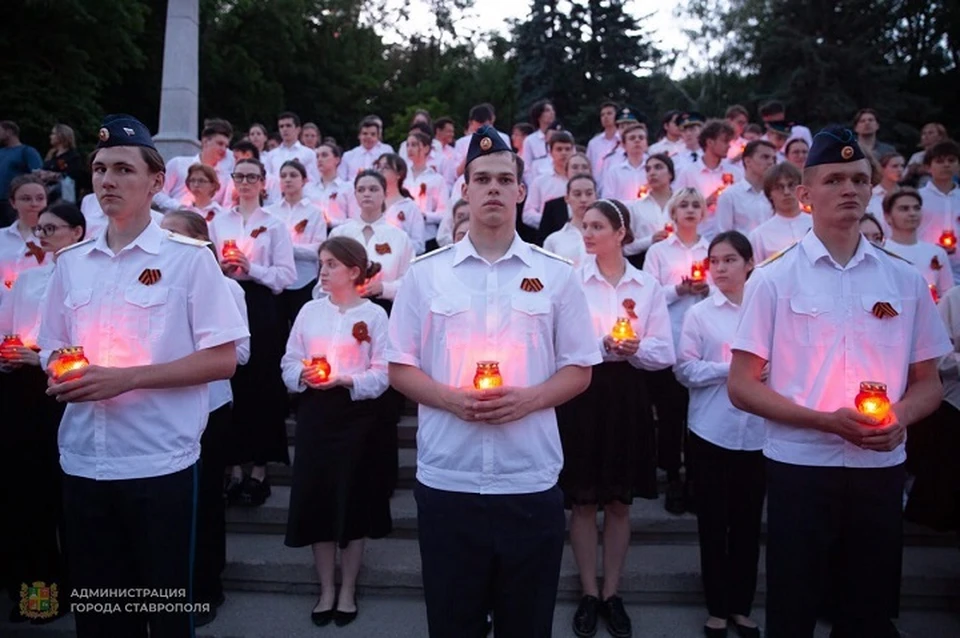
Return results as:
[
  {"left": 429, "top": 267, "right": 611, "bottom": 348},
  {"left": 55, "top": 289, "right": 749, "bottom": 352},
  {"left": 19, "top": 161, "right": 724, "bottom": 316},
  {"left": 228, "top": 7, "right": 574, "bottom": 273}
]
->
[
  {"left": 714, "top": 179, "right": 773, "bottom": 235},
  {"left": 642, "top": 233, "right": 711, "bottom": 347},
  {"left": 675, "top": 158, "right": 745, "bottom": 240},
  {"left": 37, "top": 222, "right": 250, "bottom": 480},
  {"left": 523, "top": 170, "right": 567, "bottom": 230},
  {"left": 732, "top": 230, "right": 952, "bottom": 468},
  {"left": 338, "top": 142, "right": 394, "bottom": 182},
  {"left": 321, "top": 216, "right": 414, "bottom": 301},
  {"left": 883, "top": 239, "right": 954, "bottom": 300},
  {"left": 207, "top": 207, "right": 297, "bottom": 294},
  {"left": 385, "top": 233, "right": 603, "bottom": 494},
  {"left": 748, "top": 212, "right": 813, "bottom": 263},
  {"left": 543, "top": 222, "right": 586, "bottom": 268},
  {"left": 600, "top": 158, "right": 648, "bottom": 204}
]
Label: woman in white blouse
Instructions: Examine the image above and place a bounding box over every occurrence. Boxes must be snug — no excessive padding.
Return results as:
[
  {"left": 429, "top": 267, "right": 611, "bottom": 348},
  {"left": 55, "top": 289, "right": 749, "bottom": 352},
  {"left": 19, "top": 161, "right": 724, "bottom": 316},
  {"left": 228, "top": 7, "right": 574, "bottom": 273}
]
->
[
  {"left": 543, "top": 173, "right": 596, "bottom": 267},
  {"left": 559, "top": 199, "right": 675, "bottom": 638},
  {"left": 282, "top": 236, "right": 391, "bottom": 628},
  {"left": 0, "top": 175, "right": 48, "bottom": 297},
  {"left": 674, "top": 231, "right": 764, "bottom": 638},
  {"left": 866, "top": 152, "right": 905, "bottom": 219},
  {"left": 625, "top": 153, "right": 675, "bottom": 266},
  {"left": 184, "top": 163, "right": 223, "bottom": 222},
  {"left": 642, "top": 187, "right": 711, "bottom": 514},
  {"left": 305, "top": 142, "right": 352, "bottom": 229},
  {"left": 209, "top": 157, "right": 296, "bottom": 507},
  {"left": 266, "top": 159, "right": 327, "bottom": 328},
  {"left": 374, "top": 154, "right": 426, "bottom": 254},
  {"left": 405, "top": 130, "right": 449, "bottom": 251},
  {"left": 0, "top": 202, "right": 84, "bottom": 624}
]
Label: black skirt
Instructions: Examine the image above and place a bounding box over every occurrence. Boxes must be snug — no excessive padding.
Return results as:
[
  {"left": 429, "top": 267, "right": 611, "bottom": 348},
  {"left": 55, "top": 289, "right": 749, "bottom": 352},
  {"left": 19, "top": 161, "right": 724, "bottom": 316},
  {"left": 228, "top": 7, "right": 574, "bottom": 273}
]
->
[
  {"left": 285, "top": 387, "right": 392, "bottom": 548},
  {"left": 226, "top": 280, "right": 289, "bottom": 466},
  {"left": 557, "top": 361, "right": 658, "bottom": 506}
]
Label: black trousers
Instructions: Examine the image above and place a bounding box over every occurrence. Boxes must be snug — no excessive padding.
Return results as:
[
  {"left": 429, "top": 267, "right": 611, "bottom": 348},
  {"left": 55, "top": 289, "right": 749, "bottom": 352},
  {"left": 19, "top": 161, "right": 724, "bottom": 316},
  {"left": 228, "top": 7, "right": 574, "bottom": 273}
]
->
[
  {"left": 63, "top": 464, "right": 198, "bottom": 638},
  {"left": 649, "top": 368, "right": 689, "bottom": 477},
  {"left": 689, "top": 433, "right": 765, "bottom": 619},
  {"left": 765, "top": 459, "right": 904, "bottom": 638},
  {"left": 415, "top": 482, "right": 565, "bottom": 638},
  {"left": 194, "top": 405, "right": 231, "bottom": 605}
]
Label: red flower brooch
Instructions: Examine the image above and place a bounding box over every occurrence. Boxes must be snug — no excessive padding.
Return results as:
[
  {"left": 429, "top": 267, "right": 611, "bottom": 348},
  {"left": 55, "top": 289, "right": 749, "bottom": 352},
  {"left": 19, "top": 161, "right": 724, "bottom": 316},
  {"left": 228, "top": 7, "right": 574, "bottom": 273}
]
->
[
  {"left": 352, "top": 321, "right": 371, "bottom": 344},
  {"left": 622, "top": 298, "right": 638, "bottom": 320}
]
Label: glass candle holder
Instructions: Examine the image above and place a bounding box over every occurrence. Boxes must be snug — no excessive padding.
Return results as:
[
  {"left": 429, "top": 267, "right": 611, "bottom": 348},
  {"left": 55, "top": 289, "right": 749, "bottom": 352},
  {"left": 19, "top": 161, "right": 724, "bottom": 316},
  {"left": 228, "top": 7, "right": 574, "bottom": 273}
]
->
[
  {"left": 303, "top": 355, "right": 332, "bottom": 382},
  {"left": 939, "top": 230, "right": 957, "bottom": 250},
  {"left": 1, "top": 334, "right": 23, "bottom": 360},
  {"left": 855, "top": 381, "right": 891, "bottom": 423},
  {"left": 610, "top": 317, "right": 636, "bottom": 342},
  {"left": 51, "top": 346, "right": 89, "bottom": 380},
  {"left": 473, "top": 361, "right": 503, "bottom": 390},
  {"left": 221, "top": 239, "right": 242, "bottom": 260}
]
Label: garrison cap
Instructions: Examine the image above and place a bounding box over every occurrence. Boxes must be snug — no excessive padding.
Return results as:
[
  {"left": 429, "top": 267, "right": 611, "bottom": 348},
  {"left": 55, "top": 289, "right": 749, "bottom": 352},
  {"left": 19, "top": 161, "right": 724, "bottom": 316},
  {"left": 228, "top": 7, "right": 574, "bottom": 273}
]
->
[
  {"left": 805, "top": 126, "right": 865, "bottom": 168},
  {"left": 765, "top": 120, "right": 793, "bottom": 137},
  {"left": 96, "top": 114, "right": 156, "bottom": 151},
  {"left": 465, "top": 124, "right": 512, "bottom": 167},
  {"left": 679, "top": 112, "right": 706, "bottom": 128},
  {"left": 616, "top": 107, "right": 640, "bottom": 124}
]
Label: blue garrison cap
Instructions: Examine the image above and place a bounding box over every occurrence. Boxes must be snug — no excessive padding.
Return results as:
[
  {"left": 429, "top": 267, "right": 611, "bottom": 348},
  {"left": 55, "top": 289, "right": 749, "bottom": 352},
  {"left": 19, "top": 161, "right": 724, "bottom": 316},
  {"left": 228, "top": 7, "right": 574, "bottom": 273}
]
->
[
  {"left": 765, "top": 121, "right": 793, "bottom": 137},
  {"left": 465, "top": 124, "right": 513, "bottom": 167},
  {"left": 679, "top": 112, "right": 706, "bottom": 128},
  {"left": 96, "top": 114, "right": 156, "bottom": 151},
  {"left": 805, "top": 126, "right": 865, "bottom": 168}
]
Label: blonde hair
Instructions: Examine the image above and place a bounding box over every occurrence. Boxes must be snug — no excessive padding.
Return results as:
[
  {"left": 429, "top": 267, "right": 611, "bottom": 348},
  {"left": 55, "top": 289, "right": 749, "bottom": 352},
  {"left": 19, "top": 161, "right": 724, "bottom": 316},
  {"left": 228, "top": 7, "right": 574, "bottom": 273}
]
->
[{"left": 666, "top": 187, "right": 706, "bottom": 220}]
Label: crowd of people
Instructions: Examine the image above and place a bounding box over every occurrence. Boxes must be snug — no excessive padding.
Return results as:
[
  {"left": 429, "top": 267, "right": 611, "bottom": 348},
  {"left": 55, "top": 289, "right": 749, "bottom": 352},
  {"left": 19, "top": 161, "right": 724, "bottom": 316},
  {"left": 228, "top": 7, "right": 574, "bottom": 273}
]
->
[{"left": 0, "top": 96, "right": 958, "bottom": 638}]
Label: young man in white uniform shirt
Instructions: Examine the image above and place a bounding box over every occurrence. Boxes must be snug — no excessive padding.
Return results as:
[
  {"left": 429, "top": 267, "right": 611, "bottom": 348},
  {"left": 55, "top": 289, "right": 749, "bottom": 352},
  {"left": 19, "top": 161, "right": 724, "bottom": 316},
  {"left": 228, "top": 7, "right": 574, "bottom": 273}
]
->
[
  {"left": 338, "top": 116, "right": 395, "bottom": 181},
  {"left": 264, "top": 112, "right": 321, "bottom": 185},
  {"left": 676, "top": 119, "right": 744, "bottom": 240},
  {"left": 715, "top": 140, "right": 776, "bottom": 234},
  {"left": 916, "top": 140, "right": 960, "bottom": 284},
  {"left": 586, "top": 101, "right": 620, "bottom": 177},
  {"left": 728, "top": 127, "right": 951, "bottom": 638},
  {"left": 38, "top": 115, "right": 249, "bottom": 637},
  {"left": 387, "top": 126, "right": 601, "bottom": 638},
  {"left": 522, "top": 131, "right": 574, "bottom": 231},
  {"left": 153, "top": 119, "right": 235, "bottom": 211}
]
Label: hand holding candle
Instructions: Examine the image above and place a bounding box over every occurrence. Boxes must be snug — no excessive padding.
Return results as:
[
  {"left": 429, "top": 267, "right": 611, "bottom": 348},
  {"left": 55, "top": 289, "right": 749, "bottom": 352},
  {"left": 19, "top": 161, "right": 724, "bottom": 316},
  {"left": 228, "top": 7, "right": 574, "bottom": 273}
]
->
[
  {"left": 938, "top": 229, "right": 957, "bottom": 253},
  {"left": 610, "top": 317, "right": 636, "bottom": 342},
  {"left": 302, "top": 355, "right": 332, "bottom": 386},
  {"left": 473, "top": 361, "right": 503, "bottom": 390},
  {"left": 690, "top": 260, "right": 707, "bottom": 282},
  {"left": 1, "top": 334, "right": 24, "bottom": 361},
  {"left": 221, "top": 239, "right": 242, "bottom": 260}
]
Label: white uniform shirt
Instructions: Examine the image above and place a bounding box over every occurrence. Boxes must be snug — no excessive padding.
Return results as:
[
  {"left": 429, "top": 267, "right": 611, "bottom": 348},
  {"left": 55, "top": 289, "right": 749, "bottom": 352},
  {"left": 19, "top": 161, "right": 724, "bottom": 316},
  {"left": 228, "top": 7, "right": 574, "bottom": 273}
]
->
[
  {"left": 918, "top": 182, "right": 960, "bottom": 284},
  {"left": 587, "top": 131, "right": 620, "bottom": 176},
  {"left": 207, "top": 207, "right": 297, "bottom": 294},
  {"left": 265, "top": 197, "right": 326, "bottom": 290},
  {"left": 649, "top": 137, "right": 687, "bottom": 159},
  {"left": 407, "top": 168, "right": 449, "bottom": 241},
  {"left": 520, "top": 131, "right": 549, "bottom": 181},
  {"left": 578, "top": 255, "right": 675, "bottom": 370},
  {"left": 676, "top": 158, "right": 745, "bottom": 239},
  {"left": 715, "top": 179, "right": 773, "bottom": 234},
  {"left": 304, "top": 177, "right": 353, "bottom": 227},
  {"left": 382, "top": 198, "right": 426, "bottom": 255},
  {"left": 37, "top": 222, "right": 250, "bottom": 480},
  {"left": 0, "top": 223, "right": 45, "bottom": 298},
  {"left": 543, "top": 222, "right": 586, "bottom": 268},
  {"left": 386, "top": 234, "right": 603, "bottom": 494},
  {"left": 883, "top": 239, "right": 954, "bottom": 298},
  {"left": 523, "top": 170, "right": 567, "bottom": 230},
  {"left": 209, "top": 278, "right": 251, "bottom": 412},
  {"left": 670, "top": 148, "right": 702, "bottom": 175},
  {"left": 732, "top": 231, "right": 952, "bottom": 468},
  {"left": 642, "top": 234, "right": 711, "bottom": 347},
  {"left": 601, "top": 159, "right": 648, "bottom": 204},
  {"left": 337, "top": 142, "right": 394, "bottom": 181},
  {"left": 154, "top": 154, "right": 234, "bottom": 211},
  {"left": 322, "top": 216, "right": 414, "bottom": 301},
  {"left": 748, "top": 213, "right": 812, "bottom": 263},
  {"left": 0, "top": 262, "right": 53, "bottom": 347},
  {"left": 265, "top": 141, "right": 321, "bottom": 185},
  {"left": 675, "top": 292, "right": 764, "bottom": 451},
  {"left": 281, "top": 297, "right": 389, "bottom": 401},
  {"left": 938, "top": 286, "right": 960, "bottom": 412},
  {"left": 865, "top": 184, "right": 894, "bottom": 238},
  {"left": 188, "top": 201, "right": 224, "bottom": 224},
  {"left": 625, "top": 194, "right": 671, "bottom": 257}
]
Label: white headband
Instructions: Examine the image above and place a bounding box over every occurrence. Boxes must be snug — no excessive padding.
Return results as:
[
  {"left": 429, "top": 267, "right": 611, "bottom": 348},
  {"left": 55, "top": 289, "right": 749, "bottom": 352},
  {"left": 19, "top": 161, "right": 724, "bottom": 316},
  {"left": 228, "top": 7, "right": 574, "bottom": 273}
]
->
[{"left": 597, "top": 198, "right": 625, "bottom": 229}]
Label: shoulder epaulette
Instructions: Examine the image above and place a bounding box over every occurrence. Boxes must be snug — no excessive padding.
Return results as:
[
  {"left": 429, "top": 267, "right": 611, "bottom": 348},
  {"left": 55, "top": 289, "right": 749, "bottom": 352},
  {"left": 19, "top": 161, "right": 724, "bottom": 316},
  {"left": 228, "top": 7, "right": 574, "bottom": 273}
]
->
[
  {"left": 166, "top": 232, "right": 211, "bottom": 247},
  {"left": 874, "top": 244, "right": 912, "bottom": 264},
  {"left": 55, "top": 238, "right": 95, "bottom": 257},
  {"left": 411, "top": 243, "right": 454, "bottom": 264},
  {"left": 530, "top": 244, "right": 574, "bottom": 265},
  {"left": 757, "top": 241, "right": 798, "bottom": 268}
]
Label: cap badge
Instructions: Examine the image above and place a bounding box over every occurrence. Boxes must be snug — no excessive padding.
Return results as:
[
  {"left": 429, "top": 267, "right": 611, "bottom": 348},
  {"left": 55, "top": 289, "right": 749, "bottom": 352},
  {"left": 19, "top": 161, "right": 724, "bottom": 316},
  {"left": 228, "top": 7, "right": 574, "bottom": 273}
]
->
[
  {"left": 122, "top": 127, "right": 135, "bottom": 136},
  {"left": 480, "top": 137, "right": 493, "bottom": 151},
  {"left": 98, "top": 128, "right": 109, "bottom": 142},
  {"left": 841, "top": 146, "right": 854, "bottom": 160}
]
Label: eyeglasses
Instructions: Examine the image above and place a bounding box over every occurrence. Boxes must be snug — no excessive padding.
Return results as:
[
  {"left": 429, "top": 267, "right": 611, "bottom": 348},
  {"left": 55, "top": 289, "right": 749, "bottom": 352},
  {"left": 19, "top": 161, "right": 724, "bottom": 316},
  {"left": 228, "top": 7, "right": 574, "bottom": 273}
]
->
[
  {"left": 187, "top": 178, "right": 212, "bottom": 186},
  {"left": 32, "top": 223, "right": 70, "bottom": 237},
  {"left": 231, "top": 173, "right": 262, "bottom": 184}
]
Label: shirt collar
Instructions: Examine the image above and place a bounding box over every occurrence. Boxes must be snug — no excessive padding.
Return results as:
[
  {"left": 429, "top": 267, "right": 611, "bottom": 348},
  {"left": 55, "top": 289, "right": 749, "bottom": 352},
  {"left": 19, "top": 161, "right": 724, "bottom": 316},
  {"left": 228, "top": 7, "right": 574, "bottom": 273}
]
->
[
  {"left": 711, "top": 289, "right": 740, "bottom": 308},
  {"left": 582, "top": 255, "right": 646, "bottom": 286},
  {"left": 92, "top": 218, "right": 164, "bottom": 256},
  {"left": 453, "top": 232, "right": 533, "bottom": 267},
  {"left": 800, "top": 229, "right": 877, "bottom": 270},
  {"left": 664, "top": 233, "right": 708, "bottom": 250}
]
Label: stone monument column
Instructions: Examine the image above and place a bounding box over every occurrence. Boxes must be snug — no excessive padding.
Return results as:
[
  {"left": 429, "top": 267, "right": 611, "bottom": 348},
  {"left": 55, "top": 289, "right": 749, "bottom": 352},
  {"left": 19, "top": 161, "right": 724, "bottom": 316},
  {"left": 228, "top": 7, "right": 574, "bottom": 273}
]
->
[{"left": 153, "top": 0, "right": 201, "bottom": 160}]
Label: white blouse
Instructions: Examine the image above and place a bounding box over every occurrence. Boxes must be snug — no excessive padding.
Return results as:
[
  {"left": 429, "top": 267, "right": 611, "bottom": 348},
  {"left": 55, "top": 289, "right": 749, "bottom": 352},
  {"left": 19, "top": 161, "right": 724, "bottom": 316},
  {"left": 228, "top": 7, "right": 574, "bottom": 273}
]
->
[
  {"left": 748, "top": 212, "right": 813, "bottom": 263},
  {"left": 626, "top": 194, "right": 671, "bottom": 256},
  {"left": 577, "top": 255, "right": 676, "bottom": 371},
  {"left": 0, "top": 223, "right": 46, "bottom": 301},
  {"left": 407, "top": 168, "right": 450, "bottom": 241},
  {"left": 322, "top": 216, "right": 414, "bottom": 301},
  {"left": 207, "top": 206, "right": 297, "bottom": 294},
  {"left": 281, "top": 297, "right": 389, "bottom": 401},
  {"left": 305, "top": 176, "right": 353, "bottom": 227},
  {"left": 385, "top": 197, "right": 426, "bottom": 255},
  {"left": 266, "top": 197, "right": 327, "bottom": 290},
  {"left": 543, "top": 223, "right": 587, "bottom": 268},
  {"left": 0, "top": 261, "right": 53, "bottom": 348},
  {"left": 642, "top": 233, "right": 711, "bottom": 347},
  {"left": 674, "top": 292, "right": 765, "bottom": 451}
]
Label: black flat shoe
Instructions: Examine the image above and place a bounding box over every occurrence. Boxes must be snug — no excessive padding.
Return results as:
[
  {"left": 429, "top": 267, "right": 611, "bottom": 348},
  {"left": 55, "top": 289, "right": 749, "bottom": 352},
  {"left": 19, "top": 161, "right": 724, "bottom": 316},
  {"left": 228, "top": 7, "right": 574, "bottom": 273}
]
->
[
  {"left": 311, "top": 597, "right": 335, "bottom": 627},
  {"left": 572, "top": 595, "right": 599, "bottom": 637},
  {"left": 600, "top": 595, "right": 632, "bottom": 638},
  {"left": 665, "top": 480, "right": 686, "bottom": 515},
  {"left": 729, "top": 619, "right": 761, "bottom": 638},
  {"left": 224, "top": 477, "right": 243, "bottom": 505},
  {"left": 704, "top": 626, "right": 728, "bottom": 637},
  {"left": 334, "top": 597, "right": 358, "bottom": 627}
]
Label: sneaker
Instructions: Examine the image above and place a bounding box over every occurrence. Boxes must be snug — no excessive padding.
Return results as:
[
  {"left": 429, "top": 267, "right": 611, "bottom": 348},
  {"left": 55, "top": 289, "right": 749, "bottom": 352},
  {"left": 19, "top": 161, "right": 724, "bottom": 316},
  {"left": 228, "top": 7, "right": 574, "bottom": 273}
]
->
[
  {"left": 600, "top": 595, "right": 632, "bottom": 638},
  {"left": 572, "top": 595, "right": 599, "bottom": 637}
]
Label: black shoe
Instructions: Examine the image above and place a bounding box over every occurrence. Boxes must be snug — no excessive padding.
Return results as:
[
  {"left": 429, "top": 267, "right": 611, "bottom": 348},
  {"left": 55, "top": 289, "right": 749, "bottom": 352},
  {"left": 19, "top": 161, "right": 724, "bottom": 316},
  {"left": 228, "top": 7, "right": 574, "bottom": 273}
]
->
[
  {"left": 194, "top": 606, "right": 217, "bottom": 627},
  {"left": 572, "top": 595, "right": 599, "bottom": 637},
  {"left": 334, "top": 597, "right": 358, "bottom": 627},
  {"left": 237, "top": 476, "right": 271, "bottom": 507},
  {"left": 729, "top": 619, "right": 760, "bottom": 638},
  {"left": 665, "top": 480, "right": 686, "bottom": 515},
  {"left": 704, "top": 626, "right": 729, "bottom": 637},
  {"left": 600, "top": 595, "right": 632, "bottom": 638},
  {"left": 224, "top": 477, "right": 243, "bottom": 505},
  {"left": 311, "top": 596, "right": 335, "bottom": 627}
]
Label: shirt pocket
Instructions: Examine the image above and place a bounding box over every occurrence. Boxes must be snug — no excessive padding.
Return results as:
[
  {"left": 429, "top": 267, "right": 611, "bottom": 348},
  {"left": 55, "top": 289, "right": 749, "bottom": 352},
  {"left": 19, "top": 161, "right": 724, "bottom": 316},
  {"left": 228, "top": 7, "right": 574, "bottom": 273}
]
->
[
  {"left": 785, "top": 295, "right": 837, "bottom": 347},
  {"left": 858, "top": 295, "right": 903, "bottom": 347},
  {"left": 511, "top": 295, "right": 552, "bottom": 347},
  {"left": 123, "top": 286, "right": 169, "bottom": 342},
  {"left": 429, "top": 294, "right": 472, "bottom": 346},
  {"left": 64, "top": 288, "right": 93, "bottom": 339}
]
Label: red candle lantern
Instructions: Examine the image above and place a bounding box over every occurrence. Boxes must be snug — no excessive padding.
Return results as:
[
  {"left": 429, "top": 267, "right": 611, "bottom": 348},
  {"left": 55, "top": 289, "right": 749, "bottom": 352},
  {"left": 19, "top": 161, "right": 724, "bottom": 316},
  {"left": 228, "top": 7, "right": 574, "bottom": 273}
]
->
[
  {"left": 1, "top": 334, "right": 24, "bottom": 360},
  {"left": 610, "top": 318, "right": 636, "bottom": 342},
  {"left": 722, "top": 173, "right": 735, "bottom": 186},
  {"left": 664, "top": 222, "right": 674, "bottom": 234},
  {"left": 221, "top": 239, "right": 242, "bottom": 260},
  {"left": 939, "top": 230, "right": 957, "bottom": 250},
  {"left": 50, "top": 346, "right": 89, "bottom": 380},
  {"left": 855, "top": 381, "right": 891, "bottom": 423},
  {"left": 473, "top": 361, "right": 503, "bottom": 390},
  {"left": 929, "top": 283, "right": 940, "bottom": 304},
  {"left": 690, "top": 260, "right": 707, "bottom": 282},
  {"left": 302, "top": 355, "right": 332, "bottom": 382},
  {"left": 637, "top": 185, "right": 649, "bottom": 198}
]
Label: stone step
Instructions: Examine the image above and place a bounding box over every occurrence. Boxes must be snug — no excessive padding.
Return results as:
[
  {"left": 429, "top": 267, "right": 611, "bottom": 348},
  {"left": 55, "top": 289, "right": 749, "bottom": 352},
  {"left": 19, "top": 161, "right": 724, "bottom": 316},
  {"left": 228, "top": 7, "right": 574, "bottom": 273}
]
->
[
  {"left": 267, "top": 447, "right": 418, "bottom": 488},
  {"left": 225, "top": 486, "right": 960, "bottom": 549},
  {"left": 6, "top": 593, "right": 960, "bottom": 638},
  {"left": 285, "top": 415, "right": 418, "bottom": 448},
  {"left": 221, "top": 534, "right": 960, "bottom": 609}
]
